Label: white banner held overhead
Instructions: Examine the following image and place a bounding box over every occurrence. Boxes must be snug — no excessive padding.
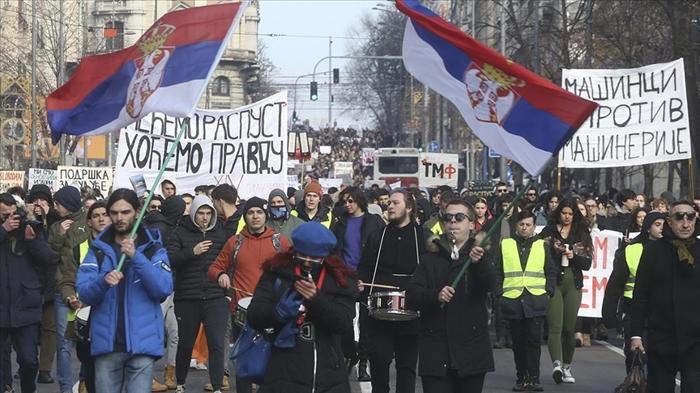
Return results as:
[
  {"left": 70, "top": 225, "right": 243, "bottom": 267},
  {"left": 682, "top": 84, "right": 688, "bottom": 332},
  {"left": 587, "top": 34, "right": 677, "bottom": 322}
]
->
[
  {"left": 419, "top": 153, "right": 459, "bottom": 188},
  {"left": 0, "top": 171, "right": 24, "bottom": 192},
  {"left": 333, "top": 161, "right": 354, "bottom": 179},
  {"left": 57, "top": 166, "right": 113, "bottom": 196},
  {"left": 361, "top": 148, "right": 375, "bottom": 167},
  {"left": 559, "top": 59, "right": 691, "bottom": 168},
  {"left": 114, "top": 92, "right": 288, "bottom": 198},
  {"left": 28, "top": 169, "right": 57, "bottom": 191}
]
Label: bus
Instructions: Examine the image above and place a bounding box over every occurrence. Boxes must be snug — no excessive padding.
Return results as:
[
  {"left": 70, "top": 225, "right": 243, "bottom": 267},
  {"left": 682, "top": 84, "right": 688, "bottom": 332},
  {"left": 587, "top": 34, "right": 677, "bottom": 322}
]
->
[{"left": 373, "top": 147, "right": 421, "bottom": 187}]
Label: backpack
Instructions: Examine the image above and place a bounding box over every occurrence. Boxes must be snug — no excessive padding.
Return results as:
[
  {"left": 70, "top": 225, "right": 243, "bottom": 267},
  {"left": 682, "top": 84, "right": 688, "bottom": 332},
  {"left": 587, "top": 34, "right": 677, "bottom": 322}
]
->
[{"left": 228, "top": 232, "right": 281, "bottom": 281}]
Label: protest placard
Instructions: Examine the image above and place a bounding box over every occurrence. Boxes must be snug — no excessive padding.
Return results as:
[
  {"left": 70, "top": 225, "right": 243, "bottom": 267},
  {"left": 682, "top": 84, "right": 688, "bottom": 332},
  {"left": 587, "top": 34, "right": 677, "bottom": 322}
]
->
[
  {"left": 559, "top": 59, "right": 692, "bottom": 168},
  {"left": 319, "top": 178, "right": 342, "bottom": 192},
  {"left": 419, "top": 153, "right": 459, "bottom": 188},
  {"left": 0, "top": 171, "right": 24, "bottom": 192},
  {"left": 333, "top": 162, "right": 354, "bottom": 179},
  {"left": 28, "top": 169, "right": 57, "bottom": 191},
  {"left": 578, "top": 229, "right": 624, "bottom": 318},
  {"left": 57, "top": 166, "right": 114, "bottom": 196},
  {"left": 114, "top": 92, "right": 288, "bottom": 198},
  {"left": 361, "top": 148, "right": 375, "bottom": 167}
]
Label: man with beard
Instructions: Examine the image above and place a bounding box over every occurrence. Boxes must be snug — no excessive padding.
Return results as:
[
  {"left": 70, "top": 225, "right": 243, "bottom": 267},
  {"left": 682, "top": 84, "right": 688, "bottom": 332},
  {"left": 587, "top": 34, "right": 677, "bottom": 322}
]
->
[
  {"left": 631, "top": 201, "right": 700, "bottom": 392},
  {"left": 292, "top": 180, "right": 333, "bottom": 228},
  {"left": 167, "top": 195, "right": 229, "bottom": 393},
  {"left": 358, "top": 189, "right": 426, "bottom": 393},
  {"left": 0, "top": 193, "right": 57, "bottom": 393},
  {"left": 60, "top": 201, "right": 111, "bottom": 393},
  {"left": 407, "top": 200, "right": 496, "bottom": 393},
  {"left": 76, "top": 189, "right": 172, "bottom": 392}
]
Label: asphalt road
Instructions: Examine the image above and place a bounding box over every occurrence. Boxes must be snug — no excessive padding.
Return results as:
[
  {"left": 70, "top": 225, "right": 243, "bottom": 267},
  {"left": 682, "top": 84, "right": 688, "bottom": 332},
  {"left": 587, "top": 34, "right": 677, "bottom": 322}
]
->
[{"left": 22, "top": 333, "right": 679, "bottom": 393}]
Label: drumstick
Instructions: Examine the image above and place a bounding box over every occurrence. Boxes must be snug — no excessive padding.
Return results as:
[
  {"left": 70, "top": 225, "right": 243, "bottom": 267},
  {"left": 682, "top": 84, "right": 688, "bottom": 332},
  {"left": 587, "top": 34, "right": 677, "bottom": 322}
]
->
[
  {"left": 229, "top": 286, "right": 254, "bottom": 297},
  {"left": 363, "top": 283, "right": 400, "bottom": 290}
]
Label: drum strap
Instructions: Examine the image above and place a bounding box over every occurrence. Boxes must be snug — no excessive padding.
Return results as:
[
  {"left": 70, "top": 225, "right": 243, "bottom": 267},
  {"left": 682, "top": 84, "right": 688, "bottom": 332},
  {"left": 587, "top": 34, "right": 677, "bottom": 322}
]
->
[
  {"left": 368, "top": 227, "right": 387, "bottom": 298},
  {"left": 229, "top": 233, "right": 282, "bottom": 284}
]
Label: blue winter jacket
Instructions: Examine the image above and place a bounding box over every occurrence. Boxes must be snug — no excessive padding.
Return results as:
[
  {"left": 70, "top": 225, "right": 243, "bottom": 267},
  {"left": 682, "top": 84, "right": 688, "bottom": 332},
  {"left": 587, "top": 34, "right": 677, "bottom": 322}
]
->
[{"left": 76, "top": 225, "right": 173, "bottom": 357}]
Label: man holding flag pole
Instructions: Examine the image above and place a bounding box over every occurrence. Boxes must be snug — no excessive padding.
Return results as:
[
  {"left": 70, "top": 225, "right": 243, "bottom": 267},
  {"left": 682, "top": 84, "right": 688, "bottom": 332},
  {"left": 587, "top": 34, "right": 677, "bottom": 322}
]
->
[
  {"left": 396, "top": 0, "right": 597, "bottom": 391},
  {"left": 47, "top": 2, "right": 250, "bottom": 392}
]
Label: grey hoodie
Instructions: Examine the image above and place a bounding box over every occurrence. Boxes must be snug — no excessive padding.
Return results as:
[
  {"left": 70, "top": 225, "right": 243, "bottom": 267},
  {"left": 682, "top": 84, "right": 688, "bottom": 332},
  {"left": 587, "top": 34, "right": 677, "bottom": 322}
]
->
[
  {"left": 267, "top": 188, "right": 305, "bottom": 243},
  {"left": 190, "top": 194, "right": 218, "bottom": 232}
]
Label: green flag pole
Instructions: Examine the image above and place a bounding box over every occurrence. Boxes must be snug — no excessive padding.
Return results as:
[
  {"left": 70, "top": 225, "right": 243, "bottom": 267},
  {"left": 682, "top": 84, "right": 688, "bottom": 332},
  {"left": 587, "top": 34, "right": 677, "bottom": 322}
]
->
[{"left": 116, "top": 120, "right": 189, "bottom": 272}]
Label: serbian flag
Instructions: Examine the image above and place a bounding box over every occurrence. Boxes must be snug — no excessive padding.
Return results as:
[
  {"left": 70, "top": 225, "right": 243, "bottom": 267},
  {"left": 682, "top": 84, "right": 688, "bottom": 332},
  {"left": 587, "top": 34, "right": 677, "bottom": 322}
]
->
[
  {"left": 397, "top": 0, "right": 597, "bottom": 176},
  {"left": 46, "top": 1, "right": 249, "bottom": 144}
]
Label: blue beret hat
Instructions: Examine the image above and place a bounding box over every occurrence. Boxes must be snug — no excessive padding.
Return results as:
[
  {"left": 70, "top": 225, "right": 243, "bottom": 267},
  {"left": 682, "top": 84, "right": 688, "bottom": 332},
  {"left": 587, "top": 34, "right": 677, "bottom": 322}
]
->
[{"left": 291, "top": 221, "right": 337, "bottom": 257}]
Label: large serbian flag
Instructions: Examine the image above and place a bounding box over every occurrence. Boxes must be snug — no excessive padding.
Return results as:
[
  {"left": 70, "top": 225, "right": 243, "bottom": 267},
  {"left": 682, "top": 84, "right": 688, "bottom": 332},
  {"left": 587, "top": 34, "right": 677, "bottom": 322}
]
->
[
  {"left": 396, "top": 0, "right": 597, "bottom": 176},
  {"left": 46, "top": 1, "right": 249, "bottom": 144}
]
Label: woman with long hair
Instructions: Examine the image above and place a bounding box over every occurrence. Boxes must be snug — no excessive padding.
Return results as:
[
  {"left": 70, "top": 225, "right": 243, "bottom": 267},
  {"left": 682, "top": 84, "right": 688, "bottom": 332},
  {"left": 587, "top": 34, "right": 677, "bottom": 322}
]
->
[
  {"left": 627, "top": 207, "right": 649, "bottom": 234},
  {"left": 539, "top": 198, "right": 593, "bottom": 385},
  {"left": 473, "top": 198, "right": 491, "bottom": 232}
]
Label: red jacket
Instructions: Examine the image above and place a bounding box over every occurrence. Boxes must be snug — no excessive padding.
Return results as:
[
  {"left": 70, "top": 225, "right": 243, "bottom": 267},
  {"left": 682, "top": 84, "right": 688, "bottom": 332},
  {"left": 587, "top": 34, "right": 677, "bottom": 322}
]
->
[{"left": 208, "top": 227, "right": 291, "bottom": 313}]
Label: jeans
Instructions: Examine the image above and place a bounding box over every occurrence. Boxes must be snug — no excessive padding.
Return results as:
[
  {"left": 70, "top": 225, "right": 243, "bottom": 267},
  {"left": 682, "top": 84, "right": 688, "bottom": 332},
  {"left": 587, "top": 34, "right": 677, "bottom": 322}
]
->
[
  {"left": 0, "top": 324, "right": 40, "bottom": 393},
  {"left": 95, "top": 352, "right": 154, "bottom": 393},
  {"left": 54, "top": 292, "right": 75, "bottom": 391}
]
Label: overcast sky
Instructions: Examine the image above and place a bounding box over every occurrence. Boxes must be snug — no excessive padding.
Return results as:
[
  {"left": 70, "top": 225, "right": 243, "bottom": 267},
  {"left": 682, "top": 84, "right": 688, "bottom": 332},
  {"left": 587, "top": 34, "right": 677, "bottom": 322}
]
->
[{"left": 258, "top": 0, "right": 391, "bottom": 129}]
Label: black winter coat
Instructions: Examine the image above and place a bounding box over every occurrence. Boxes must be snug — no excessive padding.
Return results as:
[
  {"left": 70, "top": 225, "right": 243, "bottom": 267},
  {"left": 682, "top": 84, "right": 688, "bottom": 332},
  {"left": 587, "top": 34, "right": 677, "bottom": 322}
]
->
[
  {"left": 247, "top": 260, "right": 357, "bottom": 393},
  {"left": 406, "top": 236, "right": 496, "bottom": 377},
  {"left": 167, "top": 219, "right": 227, "bottom": 301},
  {"left": 538, "top": 225, "right": 592, "bottom": 289},
  {"left": 631, "top": 230, "right": 700, "bottom": 355},
  {"left": 494, "top": 234, "right": 557, "bottom": 320},
  {"left": 0, "top": 225, "right": 58, "bottom": 328}
]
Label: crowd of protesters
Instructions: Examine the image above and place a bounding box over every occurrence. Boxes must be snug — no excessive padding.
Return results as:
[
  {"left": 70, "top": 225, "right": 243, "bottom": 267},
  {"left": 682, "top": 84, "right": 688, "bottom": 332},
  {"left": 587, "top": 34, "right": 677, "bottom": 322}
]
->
[{"left": 0, "top": 175, "right": 698, "bottom": 393}]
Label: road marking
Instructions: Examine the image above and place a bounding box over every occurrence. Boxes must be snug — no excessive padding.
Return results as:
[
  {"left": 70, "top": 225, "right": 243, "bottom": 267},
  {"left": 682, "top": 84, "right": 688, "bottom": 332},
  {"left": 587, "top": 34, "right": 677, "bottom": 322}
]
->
[{"left": 595, "top": 340, "right": 681, "bottom": 387}]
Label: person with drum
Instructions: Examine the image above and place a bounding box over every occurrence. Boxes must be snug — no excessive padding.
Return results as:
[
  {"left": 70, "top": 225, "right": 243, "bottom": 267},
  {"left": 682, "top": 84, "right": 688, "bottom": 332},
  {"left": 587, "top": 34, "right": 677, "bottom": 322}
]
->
[
  {"left": 208, "top": 197, "right": 291, "bottom": 393},
  {"left": 357, "top": 189, "right": 427, "bottom": 393},
  {"left": 406, "top": 199, "right": 496, "bottom": 393},
  {"left": 75, "top": 189, "right": 173, "bottom": 392},
  {"left": 494, "top": 210, "right": 557, "bottom": 391},
  {"left": 59, "top": 200, "right": 111, "bottom": 393},
  {"left": 166, "top": 195, "right": 229, "bottom": 393},
  {"left": 246, "top": 221, "right": 358, "bottom": 393}
]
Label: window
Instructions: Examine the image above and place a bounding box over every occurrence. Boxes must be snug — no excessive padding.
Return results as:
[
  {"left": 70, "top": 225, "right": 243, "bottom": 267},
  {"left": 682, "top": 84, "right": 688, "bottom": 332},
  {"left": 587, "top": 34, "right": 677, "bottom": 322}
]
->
[
  {"left": 105, "top": 20, "right": 124, "bottom": 51},
  {"left": 377, "top": 156, "right": 419, "bottom": 174},
  {"left": 212, "top": 76, "right": 230, "bottom": 96}
]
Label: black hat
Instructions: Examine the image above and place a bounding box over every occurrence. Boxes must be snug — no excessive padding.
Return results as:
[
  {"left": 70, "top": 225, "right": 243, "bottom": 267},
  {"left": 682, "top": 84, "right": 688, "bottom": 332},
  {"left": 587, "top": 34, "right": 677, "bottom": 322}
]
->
[
  {"left": 28, "top": 184, "right": 53, "bottom": 204},
  {"left": 243, "top": 196, "right": 268, "bottom": 216}
]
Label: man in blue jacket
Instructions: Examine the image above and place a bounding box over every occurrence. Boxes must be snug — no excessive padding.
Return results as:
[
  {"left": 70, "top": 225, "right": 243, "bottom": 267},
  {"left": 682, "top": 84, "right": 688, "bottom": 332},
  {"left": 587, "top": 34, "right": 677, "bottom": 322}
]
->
[
  {"left": 76, "top": 189, "right": 173, "bottom": 393},
  {"left": 0, "top": 192, "right": 57, "bottom": 393}
]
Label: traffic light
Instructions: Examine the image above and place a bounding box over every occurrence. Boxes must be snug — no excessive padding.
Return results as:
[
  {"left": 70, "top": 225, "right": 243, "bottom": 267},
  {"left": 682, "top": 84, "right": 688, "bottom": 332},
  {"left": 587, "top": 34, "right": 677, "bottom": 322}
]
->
[
  {"left": 333, "top": 68, "right": 339, "bottom": 84},
  {"left": 292, "top": 110, "right": 298, "bottom": 122},
  {"left": 310, "top": 81, "right": 318, "bottom": 101}
]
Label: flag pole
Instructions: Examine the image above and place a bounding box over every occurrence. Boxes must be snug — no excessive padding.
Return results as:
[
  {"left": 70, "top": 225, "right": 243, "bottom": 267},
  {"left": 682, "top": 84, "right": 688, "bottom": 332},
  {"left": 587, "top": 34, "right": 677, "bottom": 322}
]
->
[{"left": 116, "top": 121, "right": 188, "bottom": 272}]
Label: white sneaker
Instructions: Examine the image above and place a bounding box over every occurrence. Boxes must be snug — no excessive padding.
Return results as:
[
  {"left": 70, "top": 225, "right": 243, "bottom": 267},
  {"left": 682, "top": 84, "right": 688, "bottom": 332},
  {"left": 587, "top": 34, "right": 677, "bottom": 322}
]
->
[
  {"left": 189, "top": 358, "right": 197, "bottom": 369},
  {"left": 562, "top": 365, "right": 576, "bottom": 383},
  {"left": 552, "top": 361, "right": 563, "bottom": 384},
  {"left": 194, "top": 362, "right": 208, "bottom": 371},
  {"left": 175, "top": 385, "right": 186, "bottom": 393}
]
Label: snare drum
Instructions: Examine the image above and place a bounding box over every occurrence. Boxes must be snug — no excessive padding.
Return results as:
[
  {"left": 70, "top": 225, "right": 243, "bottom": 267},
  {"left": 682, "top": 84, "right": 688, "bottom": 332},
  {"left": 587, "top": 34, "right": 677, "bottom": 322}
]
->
[
  {"left": 74, "top": 306, "right": 91, "bottom": 342},
  {"left": 368, "top": 291, "right": 419, "bottom": 321},
  {"left": 234, "top": 297, "right": 252, "bottom": 328}
]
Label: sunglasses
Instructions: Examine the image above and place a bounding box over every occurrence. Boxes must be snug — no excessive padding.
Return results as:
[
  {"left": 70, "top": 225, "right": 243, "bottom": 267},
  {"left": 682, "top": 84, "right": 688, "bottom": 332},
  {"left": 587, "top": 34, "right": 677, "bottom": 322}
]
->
[
  {"left": 526, "top": 192, "right": 537, "bottom": 197},
  {"left": 496, "top": 189, "right": 507, "bottom": 193},
  {"left": 343, "top": 198, "right": 355, "bottom": 204},
  {"left": 441, "top": 212, "right": 469, "bottom": 222},
  {"left": 671, "top": 211, "right": 697, "bottom": 221}
]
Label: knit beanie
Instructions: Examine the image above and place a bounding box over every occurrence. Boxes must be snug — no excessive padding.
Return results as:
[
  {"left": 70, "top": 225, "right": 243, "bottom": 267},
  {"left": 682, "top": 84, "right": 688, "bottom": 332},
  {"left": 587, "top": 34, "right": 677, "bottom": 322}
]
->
[
  {"left": 54, "top": 186, "right": 81, "bottom": 213},
  {"left": 304, "top": 180, "right": 323, "bottom": 197},
  {"left": 28, "top": 184, "right": 53, "bottom": 204},
  {"left": 292, "top": 222, "right": 337, "bottom": 257},
  {"left": 243, "top": 196, "right": 268, "bottom": 216}
]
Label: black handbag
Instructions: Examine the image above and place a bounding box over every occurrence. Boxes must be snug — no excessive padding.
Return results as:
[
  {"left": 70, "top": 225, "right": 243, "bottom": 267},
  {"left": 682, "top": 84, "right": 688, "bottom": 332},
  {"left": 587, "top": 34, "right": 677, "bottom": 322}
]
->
[{"left": 614, "top": 349, "right": 647, "bottom": 393}]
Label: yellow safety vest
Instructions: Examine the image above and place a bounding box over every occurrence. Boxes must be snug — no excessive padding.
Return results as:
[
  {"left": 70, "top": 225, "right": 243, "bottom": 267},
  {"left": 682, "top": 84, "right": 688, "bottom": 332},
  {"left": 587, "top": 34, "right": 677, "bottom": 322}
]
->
[
  {"left": 430, "top": 220, "right": 444, "bottom": 235},
  {"left": 67, "top": 240, "right": 90, "bottom": 322},
  {"left": 236, "top": 218, "right": 245, "bottom": 235},
  {"left": 623, "top": 243, "right": 643, "bottom": 299},
  {"left": 501, "top": 238, "right": 547, "bottom": 298},
  {"left": 291, "top": 209, "right": 332, "bottom": 228}
]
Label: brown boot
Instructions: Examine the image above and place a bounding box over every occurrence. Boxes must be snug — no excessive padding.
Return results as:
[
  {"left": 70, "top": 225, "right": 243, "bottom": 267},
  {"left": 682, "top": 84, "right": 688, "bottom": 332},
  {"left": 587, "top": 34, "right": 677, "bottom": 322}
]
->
[
  {"left": 582, "top": 333, "right": 592, "bottom": 347},
  {"left": 222, "top": 376, "right": 230, "bottom": 391},
  {"left": 152, "top": 377, "right": 168, "bottom": 392},
  {"left": 164, "top": 365, "right": 176, "bottom": 389}
]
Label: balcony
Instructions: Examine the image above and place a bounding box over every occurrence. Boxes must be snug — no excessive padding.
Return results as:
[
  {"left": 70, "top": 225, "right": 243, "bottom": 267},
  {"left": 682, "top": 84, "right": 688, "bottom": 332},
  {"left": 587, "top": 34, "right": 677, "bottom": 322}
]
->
[{"left": 92, "top": 1, "right": 145, "bottom": 16}]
